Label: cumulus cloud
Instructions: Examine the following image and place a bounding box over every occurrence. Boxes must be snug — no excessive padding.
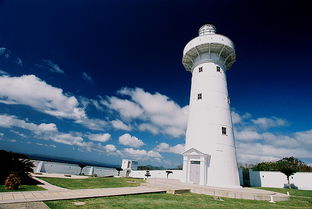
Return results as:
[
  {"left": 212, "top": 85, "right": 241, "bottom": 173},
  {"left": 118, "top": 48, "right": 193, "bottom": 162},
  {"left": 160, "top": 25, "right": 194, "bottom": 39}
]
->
[
  {"left": 0, "top": 75, "right": 86, "bottom": 120},
  {"left": 0, "top": 114, "right": 57, "bottom": 133},
  {"left": 104, "top": 87, "right": 188, "bottom": 138},
  {"left": 0, "top": 113, "right": 117, "bottom": 155},
  {"left": 104, "top": 144, "right": 117, "bottom": 152},
  {"left": 82, "top": 72, "right": 92, "bottom": 82},
  {"left": 233, "top": 111, "right": 312, "bottom": 164},
  {"left": 123, "top": 148, "right": 161, "bottom": 160},
  {"left": 87, "top": 133, "right": 111, "bottom": 142},
  {"left": 41, "top": 59, "right": 64, "bottom": 74},
  {"left": 155, "top": 143, "right": 185, "bottom": 154},
  {"left": 118, "top": 133, "right": 144, "bottom": 148},
  {"left": 251, "top": 117, "right": 288, "bottom": 129},
  {"left": 111, "top": 120, "right": 131, "bottom": 131},
  {"left": 102, "top": 96, "right": 144, "bottom": 119},
  {"left": 231, "top": 111, "right": 251, "bottom": 124}
]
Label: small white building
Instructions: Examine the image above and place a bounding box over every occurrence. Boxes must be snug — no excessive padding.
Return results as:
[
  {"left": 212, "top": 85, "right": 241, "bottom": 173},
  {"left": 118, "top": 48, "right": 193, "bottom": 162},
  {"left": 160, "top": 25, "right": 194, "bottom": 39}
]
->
[
  {"left": 181, "top": 24, "right": 240, "bottom": 188},
  {"left": 121, "top": 159, "right": 138, "bottom": 171}
]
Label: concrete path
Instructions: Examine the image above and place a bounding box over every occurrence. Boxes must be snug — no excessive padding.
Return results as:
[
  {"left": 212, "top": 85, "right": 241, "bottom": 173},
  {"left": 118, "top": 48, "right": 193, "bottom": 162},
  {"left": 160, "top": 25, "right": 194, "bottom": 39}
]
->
[
  {"left": 31, "top": 177, "right": 68, "bottom": 191},
  {"left": 0, "top": 178, "right": 289, "bottom": 204},
  {"left": 0, "top": 184, "right": 186, "bottom": 204},
  {"left": 147, "top": 178, "right": 290, "bottom": 202}
]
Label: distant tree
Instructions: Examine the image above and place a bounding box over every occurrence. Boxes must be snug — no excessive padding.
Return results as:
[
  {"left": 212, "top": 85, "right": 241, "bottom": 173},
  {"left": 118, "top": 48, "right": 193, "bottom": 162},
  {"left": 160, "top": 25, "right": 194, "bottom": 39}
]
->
[
  {"left": 276, "top": 157, "right": 303, "bottom": 189},
  {"left": 252, "top": 161, "right": 278, "bottom": 171},
  {"left": 0, "top": 150, "right": 34, "bottom": 185},
  {"left": 252, "top": 156, "right": 312, "bottom": 189},
  {"left": 116, "top": 168, "right": 123, "bottom": 176},
  {"left": 166, "top": 171, "right": 173, "bottom": 179},
  {"left": 78, "top": 164, "right": 86, "bottom": 175}
]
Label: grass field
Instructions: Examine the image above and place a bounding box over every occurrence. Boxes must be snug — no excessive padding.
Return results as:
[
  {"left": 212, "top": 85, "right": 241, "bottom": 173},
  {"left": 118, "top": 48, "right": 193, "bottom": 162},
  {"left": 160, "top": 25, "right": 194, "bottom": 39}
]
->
[
  {"left": 255, "top": 187, "right": 312, "bottom": 197},
  {"left": 0, "top": 185, "right": 45, "bottom": 192},
  {"left": 45, "top": 190, "right": 312, "bottom": 209},
  {"left": 38, "top": 177, "right": 144, "bottom": 189}
]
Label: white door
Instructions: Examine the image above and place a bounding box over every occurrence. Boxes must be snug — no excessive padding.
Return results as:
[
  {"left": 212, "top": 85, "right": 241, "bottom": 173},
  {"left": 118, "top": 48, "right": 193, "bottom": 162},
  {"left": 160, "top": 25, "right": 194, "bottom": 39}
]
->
[{"left": 190, "top": 161, "right": 200, "bottom": 184}]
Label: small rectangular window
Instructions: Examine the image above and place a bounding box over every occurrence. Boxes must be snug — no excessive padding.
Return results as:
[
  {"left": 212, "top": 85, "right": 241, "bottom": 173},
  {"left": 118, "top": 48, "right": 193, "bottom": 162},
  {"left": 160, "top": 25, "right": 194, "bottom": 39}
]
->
[
  {"left": 217, "top": 66, "right": 221, "bottom": 72},
  {"left": 227, "top": 96, "right": 230, "bottom": 104},
  {"left": 191, "top": 161, "right": 200, "bottom": 164},
  {"left": 199, "top": 67, "right": 203, "bottom": 72},
  {"left": 222, "top": 127, "right": 227, "bottom": 135},
  {"left": 197, "top": 93, "right": 202, "bottom": 100}
]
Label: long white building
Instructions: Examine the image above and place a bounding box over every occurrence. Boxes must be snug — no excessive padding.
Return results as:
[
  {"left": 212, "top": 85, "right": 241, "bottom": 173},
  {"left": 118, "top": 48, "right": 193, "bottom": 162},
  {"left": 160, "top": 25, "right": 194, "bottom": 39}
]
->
[{"left": 182, "top": 24, "right": 240, "bottom": 188}]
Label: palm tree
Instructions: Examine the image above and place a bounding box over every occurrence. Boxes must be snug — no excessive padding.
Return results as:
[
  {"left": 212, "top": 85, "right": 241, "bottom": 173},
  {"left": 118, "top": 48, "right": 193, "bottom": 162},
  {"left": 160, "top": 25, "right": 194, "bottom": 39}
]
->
[{"left": 0, "top": 150, "right": 34, "bottom": 184}]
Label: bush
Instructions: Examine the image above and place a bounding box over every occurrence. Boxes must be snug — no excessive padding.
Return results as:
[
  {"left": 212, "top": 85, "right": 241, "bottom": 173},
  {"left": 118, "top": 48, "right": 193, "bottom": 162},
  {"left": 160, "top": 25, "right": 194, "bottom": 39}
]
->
[{"left": 5, "top": 173, "right": 22, "bottom": 190}]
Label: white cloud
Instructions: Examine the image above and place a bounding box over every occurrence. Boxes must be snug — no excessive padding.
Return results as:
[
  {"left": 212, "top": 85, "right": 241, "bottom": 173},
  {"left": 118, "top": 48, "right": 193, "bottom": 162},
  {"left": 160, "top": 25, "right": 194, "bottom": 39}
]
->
[
  {"left": 123, "top": 148, "right": 161, "bottom": 159},
  {"left": 76, "top": 118, "right": 107, "bottom": 131},
  {"left": 104, "top": 87, "right": 189, "bottom": 138},
  {"left": 155, "top": 143, "right": 185, "bottom": 154},
  {"left": 104, "top": 144, "right": 117, "bottom": 152},
  {"left": 138, "top": 123, "right": 159, "bottom": 134},
  {"left": 87, "top": 133, "right": 111, "bottom": 142},
  {"left": 118, "top": 133, "right": 144, "bottom": 148},
  {"left": 0, "top": 70, "right": 9, "bottom": 76},
  {"left": 82, "top": 72, "right": 92, "bottom": 82},
  {"left": 42, "top": 59, "right": 64, "bottom": 74},
  {"left": 111, "top": 120, "right": 131, "bottom": 131},
  {"left": 251, "top": 117, "right": 287, "bottom": 129},
  {"left": 233, "top": 111, "right": 312, "bottom": 164},
  {"left": 0, "top": 114, "right": 57, "bottom": 133},
  {"left": 231, "top": 111, "right": 251, "bottom": 124},
  {"left": 0, "top": 75, "right": 86, "bottom": 120},
  {"left": 234, "top": 130, "right": 262, "bottom": 141},
  {"left": 102, "top": 96, "right": 144, "bottom": 119},
  {"left": 0, "top": 113, "right": 119, "bottom": 155}
]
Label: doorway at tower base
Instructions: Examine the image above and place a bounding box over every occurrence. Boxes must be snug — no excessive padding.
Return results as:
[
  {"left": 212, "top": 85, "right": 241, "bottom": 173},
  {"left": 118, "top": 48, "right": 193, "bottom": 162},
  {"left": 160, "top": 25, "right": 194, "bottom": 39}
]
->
[
  {"left": 182, "top": 148, "right": 210, "bottom": 186},
  {"left": 182, "top": 147, "right": 241, "bottom": 188}
]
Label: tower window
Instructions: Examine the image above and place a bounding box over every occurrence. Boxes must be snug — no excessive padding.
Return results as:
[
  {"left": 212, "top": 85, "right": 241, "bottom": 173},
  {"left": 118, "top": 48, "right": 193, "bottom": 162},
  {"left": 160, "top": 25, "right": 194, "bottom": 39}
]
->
[
  {"left": 199, "top": 67, "right": 203, "bottom": 72},
  {"left": 222, "top": 127, "right": 227, "bottom": 135},
  {"left": 216, "top": 66, "right": 221, "bottom": 72},
  {"left": 227, "top": 96, "right": 230, "bottom": 104},
  {"left": 197, "top": 93, "right": 202, "bottom": 100}
]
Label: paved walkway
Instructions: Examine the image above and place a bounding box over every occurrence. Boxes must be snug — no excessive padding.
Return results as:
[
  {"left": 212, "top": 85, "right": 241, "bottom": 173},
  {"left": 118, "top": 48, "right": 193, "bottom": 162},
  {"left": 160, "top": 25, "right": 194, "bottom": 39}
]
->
[
  {"left": 0, "top": 178, "right": 289, "bottom": 204},
  {"left": 0, "top": 184, "right": 184, "bottom": 204},
  {"left": 147, "top": 178, "right": 290, "bottom": 202},
  {"left": 31, "top": 177, "right": 68, "bottom": 191}
]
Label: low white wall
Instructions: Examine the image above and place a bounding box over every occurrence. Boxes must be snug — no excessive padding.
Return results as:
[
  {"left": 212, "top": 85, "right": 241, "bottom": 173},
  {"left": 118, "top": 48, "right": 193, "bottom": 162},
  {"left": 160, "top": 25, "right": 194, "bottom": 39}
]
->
[
  {"left": 129, "top": 170, "right": 183, "bottom": 180},
  {"left": 32, "top": 160, "right": 117, "bottom": 177},
  {"left": 249, "top": 170, "right": 312, "bottom": 190}
]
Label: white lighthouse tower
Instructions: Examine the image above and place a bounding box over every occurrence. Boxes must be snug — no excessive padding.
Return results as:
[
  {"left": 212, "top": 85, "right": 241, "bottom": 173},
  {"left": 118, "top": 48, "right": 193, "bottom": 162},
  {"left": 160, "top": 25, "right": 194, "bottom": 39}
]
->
[{"left": 181, "top": 24, "right": 240, "bottom": 188}]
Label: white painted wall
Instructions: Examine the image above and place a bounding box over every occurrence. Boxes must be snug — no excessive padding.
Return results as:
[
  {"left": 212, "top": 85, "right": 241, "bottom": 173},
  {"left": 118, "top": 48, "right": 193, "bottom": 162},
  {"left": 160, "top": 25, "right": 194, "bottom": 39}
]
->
[
  {"left": 249, "top": 170, "right": 312, "bottom": 190},
  {"left": 32, "top": 160, "right": 117, "bottom": 177},
  {"left": 129, "top": 170, "right": 183, "bottom": 180}
]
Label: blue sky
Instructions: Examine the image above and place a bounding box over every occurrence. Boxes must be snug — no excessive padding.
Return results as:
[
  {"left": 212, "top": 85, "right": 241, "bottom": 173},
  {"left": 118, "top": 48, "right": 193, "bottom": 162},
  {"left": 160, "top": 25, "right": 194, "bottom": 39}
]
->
[{"left": 0, "top": 0, "right": 311, "bottom": 167}]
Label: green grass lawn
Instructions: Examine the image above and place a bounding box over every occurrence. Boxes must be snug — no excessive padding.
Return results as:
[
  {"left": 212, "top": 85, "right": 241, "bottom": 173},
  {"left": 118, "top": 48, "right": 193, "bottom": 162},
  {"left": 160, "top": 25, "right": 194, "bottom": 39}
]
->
[
  {"left": 255, "top": 187, "right": 312, "bottom": 197},
  {"left": 38, "top": 177, "right": 144, "bottom": 189},
  {"left": 45, "top": 192, "right": 312, "bottom": 209},
  {"left": 0, "top": 185, "right": 45, "bottom": 192}
]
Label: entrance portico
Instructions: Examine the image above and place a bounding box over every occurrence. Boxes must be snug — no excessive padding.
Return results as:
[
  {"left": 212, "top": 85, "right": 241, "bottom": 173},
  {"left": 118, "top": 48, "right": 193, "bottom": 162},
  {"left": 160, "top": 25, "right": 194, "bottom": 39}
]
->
[{"left": 183, "top": 148, "right": 210, "bottom": 186}]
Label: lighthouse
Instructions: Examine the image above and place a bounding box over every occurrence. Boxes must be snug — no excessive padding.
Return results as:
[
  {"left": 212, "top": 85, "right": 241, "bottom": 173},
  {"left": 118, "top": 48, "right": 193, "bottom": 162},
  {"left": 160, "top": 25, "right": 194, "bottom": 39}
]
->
[{"left": 181, "top": 24, "right": 240, "bottom": 188}]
